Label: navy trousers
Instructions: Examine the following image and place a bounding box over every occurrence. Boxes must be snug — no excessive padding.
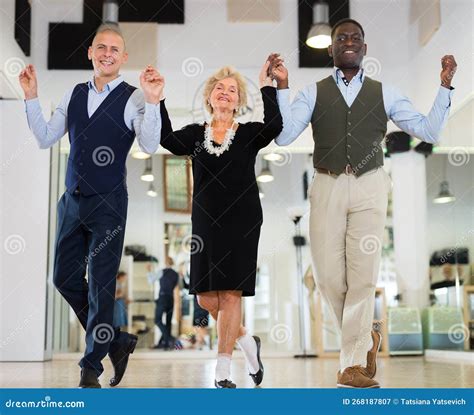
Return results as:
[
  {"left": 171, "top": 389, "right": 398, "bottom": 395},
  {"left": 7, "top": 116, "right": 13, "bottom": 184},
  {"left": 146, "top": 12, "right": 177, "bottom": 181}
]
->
[
  {"left": 53, "top": 187, "right": 128, "bottom": 376},
  {"left": 155, "top": 295, "right": 174, "bottom": 346}
]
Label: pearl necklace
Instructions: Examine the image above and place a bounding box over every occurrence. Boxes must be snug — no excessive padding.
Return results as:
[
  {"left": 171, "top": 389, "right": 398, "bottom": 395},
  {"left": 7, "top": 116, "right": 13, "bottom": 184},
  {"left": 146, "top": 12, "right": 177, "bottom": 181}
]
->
[{"left": 203, "top": 120, "right": 237, "bottom": 157}]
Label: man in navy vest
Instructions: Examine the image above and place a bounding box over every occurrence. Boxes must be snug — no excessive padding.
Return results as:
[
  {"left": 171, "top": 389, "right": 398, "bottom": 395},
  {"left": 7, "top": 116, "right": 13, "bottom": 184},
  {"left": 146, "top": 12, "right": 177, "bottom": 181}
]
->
[
  {"left": 268, "top": 19, "right": 457, "bottom": 388},
  {"left": 19, "top": 24, "right": 164, "bottom": 388}
]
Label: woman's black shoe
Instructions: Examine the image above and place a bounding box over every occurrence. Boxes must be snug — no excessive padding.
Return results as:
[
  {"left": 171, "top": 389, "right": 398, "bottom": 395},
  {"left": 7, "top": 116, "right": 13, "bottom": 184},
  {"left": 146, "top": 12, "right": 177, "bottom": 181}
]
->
[
  {"left": 249, "top": 335, "right": 264, "bottom": 386},
  {"left": 214, "top": 379, "right": 236, "bottom": 388}
]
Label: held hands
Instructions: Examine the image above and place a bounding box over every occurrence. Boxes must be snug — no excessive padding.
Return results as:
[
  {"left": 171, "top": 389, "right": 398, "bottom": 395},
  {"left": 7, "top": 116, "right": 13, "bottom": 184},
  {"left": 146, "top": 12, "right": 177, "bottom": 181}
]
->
[
  {"left": 440, "top": 55, "right": 457, "bottom": 89},
  {"left": 19, "top": 64, "right": 38, "bottom": 100},
  {"left": 266, "top": 53, "right": 288, "bottom": 89},
  {"left": 140, "top": 65, "right": 165, "bottom": 104},
  {"left": 259, "top": 60, "right": 274, "bottom": 88}
]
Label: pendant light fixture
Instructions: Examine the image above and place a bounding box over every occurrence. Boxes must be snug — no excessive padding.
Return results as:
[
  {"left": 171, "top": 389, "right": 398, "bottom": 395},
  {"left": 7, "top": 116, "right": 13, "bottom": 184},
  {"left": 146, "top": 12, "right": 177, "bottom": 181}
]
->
[
  {"left": 141, "top": 158, "right": 154, "bottom": 182},
  {"left": 257, "top": 159, "right": 274, "bottom": 183},
  {"left": 433, "top": 181, "right": 456, "bottom": 204},
  {"left": 306, "top": 1, "right": 332, "bottom": 49},
  {"left": 433, "top": 155, "right": 456, "bottom": 204},
  {"left": 132, "top": 150, "right": 151, "bottom": 160},
  {"left": 147, "top": 183, "right": 158, "bottom": 198},
  {"left": 263, "top": 152, "right": 284, "bottom": 162}
]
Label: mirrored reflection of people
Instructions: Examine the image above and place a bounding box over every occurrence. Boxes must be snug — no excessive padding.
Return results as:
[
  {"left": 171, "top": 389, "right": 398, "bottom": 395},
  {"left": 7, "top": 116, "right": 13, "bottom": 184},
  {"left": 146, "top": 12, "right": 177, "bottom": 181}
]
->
[
  {"left": 113, "top": 271, "right": 130, "bottom": 329},
  {"left": 144, "top": 60, "right": 282, "bottom": 387},
  {"left": 270, "top": 19, "right": 456, "bottom": 388},
  {"left": 181, "top": 264, "right": 211, "bottom": 350},
  {"left": 192, "top": 296, "right": 210, "bottom": 350},
  {"left": 18, "top": 24, "right": 163, "bottom": 388},
  {"left": 148, "top": 257, "right": 179, "bottom": 350}
]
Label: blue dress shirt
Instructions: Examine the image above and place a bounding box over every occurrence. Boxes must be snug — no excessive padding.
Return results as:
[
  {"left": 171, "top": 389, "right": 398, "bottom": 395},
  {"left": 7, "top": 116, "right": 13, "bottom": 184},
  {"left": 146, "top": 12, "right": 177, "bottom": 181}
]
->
[
  {"left": 25, "top": 75, "right": 161, "bottom": 153},
  {"left": 276, "top": 67, "right": 454, "bottom": 146}
]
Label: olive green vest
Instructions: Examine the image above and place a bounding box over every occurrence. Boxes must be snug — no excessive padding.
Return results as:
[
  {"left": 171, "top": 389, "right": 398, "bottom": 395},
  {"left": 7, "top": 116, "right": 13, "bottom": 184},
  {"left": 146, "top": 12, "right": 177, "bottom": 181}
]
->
[{"left": 311, "top": 75, "right": 388, "bottom": 176}]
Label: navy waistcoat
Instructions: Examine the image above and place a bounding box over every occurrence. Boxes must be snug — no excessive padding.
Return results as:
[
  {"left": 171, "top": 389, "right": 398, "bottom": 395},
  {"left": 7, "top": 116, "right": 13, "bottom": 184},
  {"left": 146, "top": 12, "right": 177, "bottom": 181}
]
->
[{"left": 66, "top": 81, "right": 136, "bottom": 195}]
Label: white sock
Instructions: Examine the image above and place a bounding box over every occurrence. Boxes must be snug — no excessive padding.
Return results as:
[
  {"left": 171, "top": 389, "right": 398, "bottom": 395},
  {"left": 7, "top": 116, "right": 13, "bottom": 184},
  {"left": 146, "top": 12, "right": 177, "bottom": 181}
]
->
[
  {"left": 215, "top": 353, "right": 232, "bottom": 381},
  {"left": 236, "top": 334, "right": 259, "bottom": 374}
]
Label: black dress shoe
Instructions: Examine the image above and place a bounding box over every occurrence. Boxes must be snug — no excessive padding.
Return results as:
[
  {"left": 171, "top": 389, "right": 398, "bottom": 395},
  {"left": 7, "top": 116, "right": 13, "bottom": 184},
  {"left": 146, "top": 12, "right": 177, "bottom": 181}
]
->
[
  {"left": 249, "top": 335, "right": 264, "bottom": 386},
  {"left": 78, "top": 368, "right": 101, "bottom": 388},
  {"left": 214, "top": 379, "right": 236, "bottom": 388},
  {"left": 108, "top": 333, "right": 138, "bottom": 387}
]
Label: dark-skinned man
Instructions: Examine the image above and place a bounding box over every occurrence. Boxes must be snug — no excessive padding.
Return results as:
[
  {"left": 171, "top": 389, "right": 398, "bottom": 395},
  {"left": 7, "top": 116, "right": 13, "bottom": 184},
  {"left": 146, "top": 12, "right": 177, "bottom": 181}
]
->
[{"left": 268, "top": 18, "right": 457, "bottom": 388}]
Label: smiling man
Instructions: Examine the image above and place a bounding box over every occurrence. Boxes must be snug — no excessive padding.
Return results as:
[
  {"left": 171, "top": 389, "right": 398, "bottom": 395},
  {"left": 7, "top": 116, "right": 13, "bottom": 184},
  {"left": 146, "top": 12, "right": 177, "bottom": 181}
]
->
[
  {"left": 19, "top": 24, "right": 163, "bottom": 388},
  {"left": 269, "top": 18, "right": 457, "bottom": 388}
]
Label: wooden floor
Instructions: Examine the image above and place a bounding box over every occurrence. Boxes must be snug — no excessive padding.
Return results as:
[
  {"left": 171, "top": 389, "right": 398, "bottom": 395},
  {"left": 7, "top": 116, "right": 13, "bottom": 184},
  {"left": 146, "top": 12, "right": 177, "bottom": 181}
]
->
[{"left": 1, "top": 352, "right": 473, "bottom": 388}]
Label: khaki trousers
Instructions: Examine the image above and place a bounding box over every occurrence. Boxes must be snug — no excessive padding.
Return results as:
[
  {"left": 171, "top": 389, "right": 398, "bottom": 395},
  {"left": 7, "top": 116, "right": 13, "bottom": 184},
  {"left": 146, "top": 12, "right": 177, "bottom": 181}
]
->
[{"left": 308, "top": 167, "right": 391, "bottom": 370}]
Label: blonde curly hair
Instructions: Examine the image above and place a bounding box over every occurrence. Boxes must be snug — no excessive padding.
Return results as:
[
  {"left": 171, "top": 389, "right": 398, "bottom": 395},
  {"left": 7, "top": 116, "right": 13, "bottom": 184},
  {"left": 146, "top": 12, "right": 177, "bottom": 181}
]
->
[{"left": 203, "top": 66, "right": 247, "bottom": 114}]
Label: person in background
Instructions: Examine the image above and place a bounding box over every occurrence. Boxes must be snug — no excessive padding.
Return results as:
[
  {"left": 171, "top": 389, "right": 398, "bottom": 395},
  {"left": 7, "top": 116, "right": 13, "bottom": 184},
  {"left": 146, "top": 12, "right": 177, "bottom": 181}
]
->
[
  {"left": 192, "top": 296, "right": 210, "bottom": 350},
  {"left": 113, "top": 271, "right": 130, "bottom": 329},
  {"left": 179, "top": 261, "right": 210, "bottom": 350},
  {"left": 148, "top": 257, "right": 179, "bottom": 350}
]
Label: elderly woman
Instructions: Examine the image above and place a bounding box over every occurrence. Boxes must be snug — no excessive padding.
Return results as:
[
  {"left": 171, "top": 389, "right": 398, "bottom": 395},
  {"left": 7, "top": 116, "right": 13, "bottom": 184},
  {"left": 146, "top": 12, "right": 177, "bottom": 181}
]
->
[{"left": 145, "top": 61, "right": 282, "bottom": 388}]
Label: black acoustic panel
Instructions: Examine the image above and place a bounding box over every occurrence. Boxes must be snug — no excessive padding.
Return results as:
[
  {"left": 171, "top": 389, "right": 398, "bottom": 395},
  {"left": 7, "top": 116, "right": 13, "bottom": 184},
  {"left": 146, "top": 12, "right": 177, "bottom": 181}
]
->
[
  {"left": 48, "top": 23, "right": 96, "bottom": 70},
  {"left": 414, "top": 141, "right": 433, "bottom": 157},
  {"left": 385, "top": 131, "right": 411, "bottom": 155},
  {"left": 119, "top": 0, "right": 185, "bottom": 23},
  {"left": 83, "top": 0, "right": 103, "bottom": 27},
  {"left": 48, "top": 0, "right": 185, "bottom": 69},
  {"left": 15, "top": 0, "right": 31, "bottom": 56},
  {"left": 298, "top": 0, "right": 350, "bottom": 68}
]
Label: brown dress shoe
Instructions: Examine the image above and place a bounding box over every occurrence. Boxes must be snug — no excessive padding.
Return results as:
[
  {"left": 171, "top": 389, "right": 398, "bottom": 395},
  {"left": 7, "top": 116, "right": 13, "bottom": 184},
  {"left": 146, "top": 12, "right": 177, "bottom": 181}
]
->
[
  {"left": 365, "top": 330, "right": 382, "bottom": 378},
  {"left": 337, "top": 366, "right": 380, "bottom": 388}
]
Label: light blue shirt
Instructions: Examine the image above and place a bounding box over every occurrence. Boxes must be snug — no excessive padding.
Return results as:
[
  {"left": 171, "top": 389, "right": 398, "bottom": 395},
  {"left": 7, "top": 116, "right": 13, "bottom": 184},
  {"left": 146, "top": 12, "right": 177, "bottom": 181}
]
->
[
  {"left": 25, "top": 75, "right": 161, "bottom": 153},
  {"left": 276, "top": 67, "right": 454, "bottom": 146},
  {"left": 148, "top": 270, "right": 163, "bottom": 300}
]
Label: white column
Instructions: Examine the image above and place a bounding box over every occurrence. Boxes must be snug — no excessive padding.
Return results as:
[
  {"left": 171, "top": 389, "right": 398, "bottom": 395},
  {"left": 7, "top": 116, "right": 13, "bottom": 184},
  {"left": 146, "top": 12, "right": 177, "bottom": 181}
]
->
[
  {"left": 390, "top": 151, "right": 430, "bottom": 308},
  {"left": 0, "top": 100, "right": 51, "bottom": 361}
]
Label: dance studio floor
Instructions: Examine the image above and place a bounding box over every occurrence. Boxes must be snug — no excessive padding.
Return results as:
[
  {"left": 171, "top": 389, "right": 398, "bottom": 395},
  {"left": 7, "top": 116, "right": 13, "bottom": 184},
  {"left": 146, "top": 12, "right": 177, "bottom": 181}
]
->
[{"left": 1, "top": 352, "right": 473, "bottom": 388}]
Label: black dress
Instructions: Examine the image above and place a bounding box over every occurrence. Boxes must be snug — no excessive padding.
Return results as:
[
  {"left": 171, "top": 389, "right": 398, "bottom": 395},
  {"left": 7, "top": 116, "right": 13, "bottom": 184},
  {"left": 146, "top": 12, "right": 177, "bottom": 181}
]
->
[{"left": 159, "top": 86, "right": 282, "bottom": 296}]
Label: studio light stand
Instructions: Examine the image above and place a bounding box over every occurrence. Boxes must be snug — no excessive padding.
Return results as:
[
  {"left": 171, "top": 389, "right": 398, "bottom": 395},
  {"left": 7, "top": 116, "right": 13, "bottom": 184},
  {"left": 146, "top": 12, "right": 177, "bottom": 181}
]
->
[{"left": 292, "top": 214, "right": 317, "bottom": 359}]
